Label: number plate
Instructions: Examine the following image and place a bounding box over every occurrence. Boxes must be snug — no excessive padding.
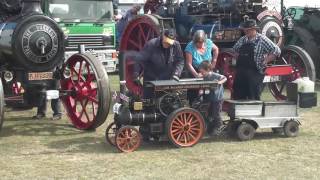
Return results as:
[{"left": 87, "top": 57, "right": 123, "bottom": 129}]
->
[{"left": 28, "top": 72, "right": 53, "bottom": 80}]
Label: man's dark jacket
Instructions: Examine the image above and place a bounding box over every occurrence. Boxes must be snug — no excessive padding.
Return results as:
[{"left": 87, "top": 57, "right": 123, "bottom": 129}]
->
[{"left": 127, "top": 37, "right": 185, "bottom": 81}]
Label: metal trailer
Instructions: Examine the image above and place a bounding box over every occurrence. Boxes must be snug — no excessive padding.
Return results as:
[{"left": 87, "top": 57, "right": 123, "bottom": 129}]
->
[{"left": 226, "top": 99, "right": 300, "bottom": 141}]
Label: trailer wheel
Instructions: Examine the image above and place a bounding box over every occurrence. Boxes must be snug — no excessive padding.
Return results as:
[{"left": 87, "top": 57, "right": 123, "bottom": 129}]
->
[
  {"left": 0, "top": 79, "right": 5, "bottom": 132},
  {"left": 236, "top": 122, "right": 255, "bottom": 141},
  {"left": 105, "top": 122, "right": 120, "bottom": 146},
  {"left": 166, "top": 107, "right": 205, "bottom": 148},
  {"left": 115, "top": 126, "right": 142, "bottom": 153},
  {"left": 61, "top": 53, "right": 111, "bottom": 130},
  {"left": 284, "top": 120, "right": 299, "bottom": 137}
]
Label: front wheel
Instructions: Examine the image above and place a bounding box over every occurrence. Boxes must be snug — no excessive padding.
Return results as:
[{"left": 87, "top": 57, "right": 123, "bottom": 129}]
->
[
  {"left": 115, "top": 126, "right": 142, "bottom": 153},
  {"left": 236, "top": 123, "right": 255, "bottom": 141}
]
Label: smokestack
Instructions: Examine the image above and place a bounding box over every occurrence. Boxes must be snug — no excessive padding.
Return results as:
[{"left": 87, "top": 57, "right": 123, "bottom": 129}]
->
[{"left": 21, "top": 0, "right": 43, "bottom": 14}]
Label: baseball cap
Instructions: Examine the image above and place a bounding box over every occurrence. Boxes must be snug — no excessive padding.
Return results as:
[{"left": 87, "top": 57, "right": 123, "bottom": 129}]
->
[{"left": 163, "top": 29, "right": 176, "bottom": 45}]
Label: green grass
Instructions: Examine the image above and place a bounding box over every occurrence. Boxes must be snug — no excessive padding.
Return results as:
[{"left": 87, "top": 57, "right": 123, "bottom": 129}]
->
[{"left": 0, "top": 74, "right": 320, "bottom": 179}]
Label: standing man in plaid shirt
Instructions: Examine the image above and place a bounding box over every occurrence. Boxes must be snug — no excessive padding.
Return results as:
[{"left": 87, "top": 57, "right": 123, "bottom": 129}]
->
[{"left": 233, "top": 19, "right": 281, "bottom": 100}]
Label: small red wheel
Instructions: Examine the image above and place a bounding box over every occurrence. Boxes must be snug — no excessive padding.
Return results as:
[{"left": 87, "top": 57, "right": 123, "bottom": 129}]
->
[
  {"left": 115, "top": 126, "right": 142, "bottom": 153},
  {"left": 61, "top": 53, "right": 111, "bottom": 130},
  {"left": 105, "top": 122, "right": 120, "bottom": 146},
  {"left": 166, "top": 107, "right": 205, "bottom": 148}
]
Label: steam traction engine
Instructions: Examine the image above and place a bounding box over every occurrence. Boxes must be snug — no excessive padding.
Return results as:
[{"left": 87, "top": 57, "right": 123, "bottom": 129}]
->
[
  {"left": 106, "top": 57, "right": 220, "bottom": 152},
  {"left": 0, "top": 0, "right": 111, "bottom": 130}
]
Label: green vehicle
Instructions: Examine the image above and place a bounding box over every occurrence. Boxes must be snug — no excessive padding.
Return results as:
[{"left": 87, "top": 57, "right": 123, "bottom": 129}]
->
[{"left": 42, "top": 0, "right": 118, "bottom": 72}]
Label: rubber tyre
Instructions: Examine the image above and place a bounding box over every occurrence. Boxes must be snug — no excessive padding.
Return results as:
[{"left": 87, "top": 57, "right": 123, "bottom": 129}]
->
[
  {"left": 236, "top": 123, "right": 255, "bottom": 141},
  {"left": 166, "top": 107, "right": 205, "bottom": 148},
  {"left": 61, "top": 53, "right": 111, "bottom": 130},
  {"left": 284, "top": 120, "right": 299, "bottom": 137}
]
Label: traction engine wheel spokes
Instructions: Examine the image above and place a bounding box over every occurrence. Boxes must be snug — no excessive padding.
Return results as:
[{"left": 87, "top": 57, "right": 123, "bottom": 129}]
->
[
  {"left": 105, "top": 122, "right": 120, "bottom": 146},
  {"left": 216, "top": 49, "right": 236, "bottom": 98},
  {"left": 166, "top": 107, "right": 205, "bottom": 148},
  {"left": 269, "top": 45, "right": 316, "bottom": 100},
  {"left": 61, "top": 53, "right": 111, "bottom": 130},
  {"left": 0, "top": 79, "right": 4, "bottom": 131},
  {"left": 119, "top": 15, "right": 160, "bottom": 97},
  {"left": 115, "top": 126, "right": 142, "bottom": 153}
]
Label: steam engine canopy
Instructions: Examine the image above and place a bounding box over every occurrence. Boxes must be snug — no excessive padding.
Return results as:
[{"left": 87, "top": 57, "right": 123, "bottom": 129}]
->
[{"left": 0, "top": 14, "right": 64, "bottom": 72}]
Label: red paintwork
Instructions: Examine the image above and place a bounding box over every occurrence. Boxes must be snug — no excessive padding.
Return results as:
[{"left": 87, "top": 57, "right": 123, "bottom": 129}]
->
[{"left": 61, "top": 55, "right": 99, "bottom": 129}]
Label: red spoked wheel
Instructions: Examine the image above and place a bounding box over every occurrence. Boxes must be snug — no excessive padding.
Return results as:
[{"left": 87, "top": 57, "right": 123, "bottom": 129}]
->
[
  {"left": 166, "top": 107, "right": 205, "bottom": 148},
  {"left": 105, "top": 122, "right": 120, "bottom": 146},
  {"left": 216, "top": 49, "right": 237, "bottom": 99},
  {"left": 119, "top": 15, "right": 161, "bottom": 97},
  {"left": 269, "top": 45, "right": 316, "bottom": 100},
  {"left": 61, "top": 53, "right": 111, "bottom": 130},
  {"left": 115, "top": 126, "right": 142, "bottom": 153}
]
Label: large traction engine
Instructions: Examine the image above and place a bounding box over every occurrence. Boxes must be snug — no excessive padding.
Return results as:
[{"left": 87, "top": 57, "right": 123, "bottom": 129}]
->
[
  {"left": 106, "top": 0, "right": 316, "bottom": 152},
  {"left": 0, "top": 0, "right": 111, "bottom": 130}
]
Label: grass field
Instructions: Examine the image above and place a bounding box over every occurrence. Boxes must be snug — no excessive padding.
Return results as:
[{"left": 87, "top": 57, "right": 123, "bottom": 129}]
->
[{"left": 0, "top": 74, "right": 319, "bottom": 179}]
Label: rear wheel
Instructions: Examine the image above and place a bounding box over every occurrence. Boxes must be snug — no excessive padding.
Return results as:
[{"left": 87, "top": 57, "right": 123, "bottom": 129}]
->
[
  {"left": 166, "top": 107, "right": 205, "bottom": 148},
  {"left": 61, "top": 53, "right": 111, "bottom": 130}
]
